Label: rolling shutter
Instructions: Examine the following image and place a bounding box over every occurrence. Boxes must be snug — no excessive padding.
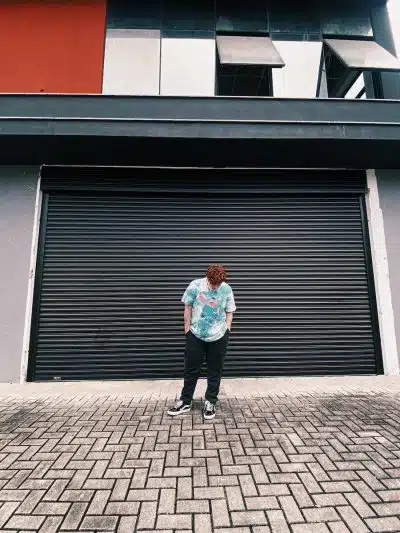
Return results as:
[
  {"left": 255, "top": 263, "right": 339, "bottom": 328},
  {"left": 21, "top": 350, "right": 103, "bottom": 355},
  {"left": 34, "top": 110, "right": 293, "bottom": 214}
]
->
[{"left": 29, "top": 169, "right": 381, "bottom": 380}]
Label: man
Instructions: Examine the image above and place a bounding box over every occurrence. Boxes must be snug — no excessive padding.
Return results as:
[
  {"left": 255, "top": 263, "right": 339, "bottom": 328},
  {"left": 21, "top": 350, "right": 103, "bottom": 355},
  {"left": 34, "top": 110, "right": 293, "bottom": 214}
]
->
[{"left": 168, "top": 264, "right": 236, "bottom": 420}]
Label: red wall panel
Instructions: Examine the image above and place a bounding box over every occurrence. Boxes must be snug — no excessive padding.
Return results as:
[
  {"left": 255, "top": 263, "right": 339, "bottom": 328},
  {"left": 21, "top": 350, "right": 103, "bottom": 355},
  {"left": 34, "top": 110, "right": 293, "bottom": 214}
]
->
[{"left": 0, "top": 1, "right": 106, "bottom": 93}]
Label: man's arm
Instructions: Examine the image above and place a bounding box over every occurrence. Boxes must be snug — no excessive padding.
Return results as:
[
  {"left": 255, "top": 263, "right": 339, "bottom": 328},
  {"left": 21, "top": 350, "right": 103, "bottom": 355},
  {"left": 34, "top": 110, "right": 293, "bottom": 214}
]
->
[
  {"left": 226, "top": 312, "right": 233, "bottom": 331},
  {"left": 184, "top": 305, "right": 192, "bottom": 333}
]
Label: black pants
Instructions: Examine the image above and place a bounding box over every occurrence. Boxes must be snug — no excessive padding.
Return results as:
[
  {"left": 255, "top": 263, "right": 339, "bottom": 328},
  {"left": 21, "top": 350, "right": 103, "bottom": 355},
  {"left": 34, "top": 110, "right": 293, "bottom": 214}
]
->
[{"left": 180, "top": 330, "right": 229, "bottom": 405}]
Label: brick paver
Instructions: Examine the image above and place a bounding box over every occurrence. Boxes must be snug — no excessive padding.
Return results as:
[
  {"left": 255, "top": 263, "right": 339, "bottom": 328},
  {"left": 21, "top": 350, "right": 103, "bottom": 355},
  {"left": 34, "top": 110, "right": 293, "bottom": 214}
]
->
[{"left": 0, "top": 377, "right": 398, "bottom": 531}]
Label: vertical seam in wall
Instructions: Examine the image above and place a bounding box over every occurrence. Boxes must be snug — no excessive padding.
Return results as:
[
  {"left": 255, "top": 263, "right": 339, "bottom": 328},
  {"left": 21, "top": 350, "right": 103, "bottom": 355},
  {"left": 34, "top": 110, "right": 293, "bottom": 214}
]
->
[
  {"left": 102, "top": 29, "right": 108, "bottom": 94},
  {"left": 365, "top": 169, "right": 399, "bottom": 375},
  {"left": 20, "top": 172, "right": 42, "bottom": 383},
  {"left": 159, "top": 33, "right": 163, "bottom": 96},
  {"left": 159, "top": 0, "right": 164, "bottom": 96},
  {"left": 100, "top": 0, "right": 108, "bottom": 94}
]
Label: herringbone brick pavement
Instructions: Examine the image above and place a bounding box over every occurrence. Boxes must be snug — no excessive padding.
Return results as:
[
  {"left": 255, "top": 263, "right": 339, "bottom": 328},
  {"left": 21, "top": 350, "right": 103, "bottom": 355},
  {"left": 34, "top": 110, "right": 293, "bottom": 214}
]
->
[{"left": 0, "top": 385, "right": 399, "bottom": 532}]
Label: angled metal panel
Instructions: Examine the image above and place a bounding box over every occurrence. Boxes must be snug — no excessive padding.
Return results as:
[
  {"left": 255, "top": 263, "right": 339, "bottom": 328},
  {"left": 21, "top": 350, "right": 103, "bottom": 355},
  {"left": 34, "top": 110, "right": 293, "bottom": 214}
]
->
[
  {"left": 216, "top": 35, "right": 285, "bottom": 67},
  {"left": 324, "top": 38, "right": 400, "bottom": 71}
]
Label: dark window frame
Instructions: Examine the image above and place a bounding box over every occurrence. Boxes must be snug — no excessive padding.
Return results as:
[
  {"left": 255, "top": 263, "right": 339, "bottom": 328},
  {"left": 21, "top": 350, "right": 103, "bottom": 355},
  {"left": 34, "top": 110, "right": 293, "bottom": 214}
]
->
[{"left": 317, "top": 36, "right": 398, "bottom": 99}]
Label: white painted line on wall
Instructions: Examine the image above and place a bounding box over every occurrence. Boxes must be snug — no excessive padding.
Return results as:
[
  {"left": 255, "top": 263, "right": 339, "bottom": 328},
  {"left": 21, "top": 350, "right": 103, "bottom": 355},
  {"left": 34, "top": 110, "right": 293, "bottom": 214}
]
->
[
  {"left": 20, "top": 172, "right": 42, "bottom": 383},
  {"left": 366, "top": 169, "right": 399, "bottom": 375}
]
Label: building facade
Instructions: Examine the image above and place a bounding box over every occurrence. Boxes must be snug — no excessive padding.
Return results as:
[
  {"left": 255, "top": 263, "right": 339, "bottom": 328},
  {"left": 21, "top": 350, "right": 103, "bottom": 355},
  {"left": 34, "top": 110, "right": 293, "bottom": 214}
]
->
[{"left": 1, "top": 0, "right": 400, "bottom": 382}]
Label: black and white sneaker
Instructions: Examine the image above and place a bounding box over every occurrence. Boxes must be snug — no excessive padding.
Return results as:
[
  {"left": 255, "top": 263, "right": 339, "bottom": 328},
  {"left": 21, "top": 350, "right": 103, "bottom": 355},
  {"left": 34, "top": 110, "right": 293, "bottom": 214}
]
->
[
  {"left": 203, "top": 400, "right": 216, "bottom": 420},
  {"left": 167, "top": 400, "right": 191, "bottom": 416}
]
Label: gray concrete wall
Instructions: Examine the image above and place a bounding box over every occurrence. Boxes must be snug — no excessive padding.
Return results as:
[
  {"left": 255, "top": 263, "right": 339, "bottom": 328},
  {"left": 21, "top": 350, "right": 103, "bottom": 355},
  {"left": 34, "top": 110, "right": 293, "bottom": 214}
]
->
[
  {"left": 0, "top": 167, "right": 38, "bottom": 382},
  {"left": 376, "top": 170, "right": 400, "bottom": 368}
]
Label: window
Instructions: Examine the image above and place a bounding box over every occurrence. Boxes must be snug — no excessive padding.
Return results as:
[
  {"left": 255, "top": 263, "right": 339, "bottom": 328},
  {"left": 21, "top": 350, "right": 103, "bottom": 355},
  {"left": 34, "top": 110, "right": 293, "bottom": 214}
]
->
[
  {"left": 319, "top": 38, "right": 400, "bottom": 98},
  {"left": 107, "top": 0, "right": 161, "bottom": 30},
  {"left": 216, "top": 0, "right": 268, "bottom": 35},
  {"left": 162, "top": 0, "right": 214, "bottom": 36},
  {"left": 320, "top": 4, "right": 373, "bottom": 38},
  {"left": 268, "top": 0, "right": 321, "bottom": 41},
  {"left": 216, "top": 34, "right": 284, "bottom": 96}
]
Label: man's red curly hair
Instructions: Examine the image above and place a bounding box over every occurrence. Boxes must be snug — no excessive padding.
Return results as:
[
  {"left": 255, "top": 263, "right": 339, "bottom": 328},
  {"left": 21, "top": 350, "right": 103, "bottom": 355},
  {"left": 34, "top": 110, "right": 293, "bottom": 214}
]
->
[{"left": 206, "top": 264, "right": 227, "bottom": 285}]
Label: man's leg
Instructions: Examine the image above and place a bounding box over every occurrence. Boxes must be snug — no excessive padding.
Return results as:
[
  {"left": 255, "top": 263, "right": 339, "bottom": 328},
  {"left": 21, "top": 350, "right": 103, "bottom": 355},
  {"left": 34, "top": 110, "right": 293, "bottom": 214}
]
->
[
  {"left": 204, "top": 331, "right": 229, "bottom": 404},
  {"left": 180, "top": 332, "right": 205, "bottom": 404}
]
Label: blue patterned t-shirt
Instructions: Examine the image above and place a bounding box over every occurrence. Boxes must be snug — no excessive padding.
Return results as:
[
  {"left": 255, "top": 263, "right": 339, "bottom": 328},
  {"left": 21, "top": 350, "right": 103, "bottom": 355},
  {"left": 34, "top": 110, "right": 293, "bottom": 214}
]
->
[{"left": 182, "top": 278, "right": 236, "bottom": 342}]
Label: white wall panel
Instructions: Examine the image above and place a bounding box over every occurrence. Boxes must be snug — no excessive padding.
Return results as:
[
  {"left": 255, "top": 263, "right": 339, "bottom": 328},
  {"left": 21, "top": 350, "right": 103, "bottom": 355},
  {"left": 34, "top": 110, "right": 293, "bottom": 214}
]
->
[
  {"left": 160, "top": 38, "right": 216, "bottom": 96},
  {"left": 103, "top": 29, "right": 160, "bottom": 95},
  {"left": 272, "top": 41, "right": 322, "bottom": 98}
]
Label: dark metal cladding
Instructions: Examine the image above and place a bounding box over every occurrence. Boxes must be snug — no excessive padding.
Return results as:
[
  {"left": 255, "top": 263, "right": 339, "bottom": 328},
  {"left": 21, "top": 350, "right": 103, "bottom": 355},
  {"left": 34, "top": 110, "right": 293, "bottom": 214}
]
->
[
  {"left": 1, "top": 96, "right": 400, "bottom": 167},
  {"left": 29, "top": 169, "right": 381, "bottom": 381}
]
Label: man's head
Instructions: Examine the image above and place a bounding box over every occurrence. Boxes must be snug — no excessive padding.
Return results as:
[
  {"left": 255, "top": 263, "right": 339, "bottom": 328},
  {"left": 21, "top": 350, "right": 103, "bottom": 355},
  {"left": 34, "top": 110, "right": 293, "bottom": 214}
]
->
[{"left": 206, "top": 264, "right": 227, "bottom": 290}]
